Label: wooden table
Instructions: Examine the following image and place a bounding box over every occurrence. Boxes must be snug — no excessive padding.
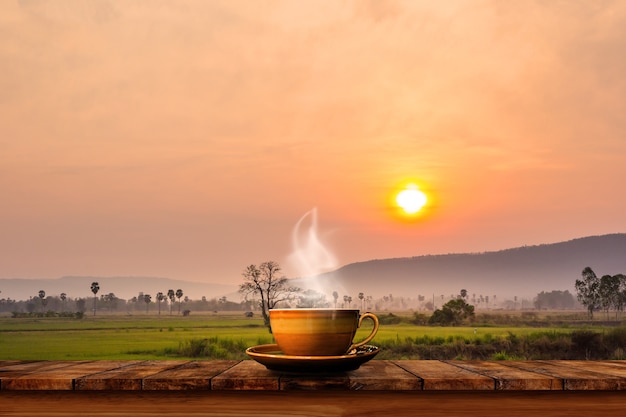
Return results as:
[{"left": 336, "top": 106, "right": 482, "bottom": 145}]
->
[{"left": 1, "top": 360, "right": 625, "bottom": 416}]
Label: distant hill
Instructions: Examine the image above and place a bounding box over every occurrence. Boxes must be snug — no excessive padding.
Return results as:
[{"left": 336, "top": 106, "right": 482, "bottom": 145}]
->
[
  {"left": 0, "top": 276, "right": 238, "bottom": 302},
  {"left": 294, "top": 234, "right": 626, "bottom": 302},
  {"left": 3, "top": 234, "right": 625, "bottom": 304}
]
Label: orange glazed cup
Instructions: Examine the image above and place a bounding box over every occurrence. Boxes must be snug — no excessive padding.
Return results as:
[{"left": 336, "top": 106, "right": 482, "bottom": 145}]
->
[{"left": 269, "top": 308, "right": 379, "bottom": 356}]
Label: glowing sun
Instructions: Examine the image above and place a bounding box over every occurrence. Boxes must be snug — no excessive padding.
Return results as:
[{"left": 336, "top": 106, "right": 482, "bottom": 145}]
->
[{"left": 395, "top": 184, "right": 428, "bottom": 215}]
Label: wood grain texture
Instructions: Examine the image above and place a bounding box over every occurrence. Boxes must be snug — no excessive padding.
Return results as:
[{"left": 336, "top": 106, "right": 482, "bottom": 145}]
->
[
  {"left": 504, "top": 360, "right": 626, "bottom": 390},
  {"left": 75, "top": 360, "right": 187, "bottom": 390},
  {"left": 2, "top": 360, "right": 626, "bottom": 393},
  {"left": 2, "top": 391, "right": 626, "bottom": 417},
  {"left": 346, "top": 360, "right": 422, "bottom": 391},
  {"left": 446, "top": 360, "right": 561, "bottom": 390},
  {"left": 394, "top": 360, "right": 494, "bottom": 390},
  {"left": 1, "top": 361, "right": 141, "bottom": 391},
  {"left": 210, "top": 360, "right": 280, "bottom": 390},
  {"left": 142, "top": 360, "right": 238, "bottom": 390}
]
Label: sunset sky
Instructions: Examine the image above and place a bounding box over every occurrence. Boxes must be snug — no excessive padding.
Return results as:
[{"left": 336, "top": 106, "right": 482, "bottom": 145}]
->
[{"left": 1, "top": 0, "right": 625, "bottom": 287}]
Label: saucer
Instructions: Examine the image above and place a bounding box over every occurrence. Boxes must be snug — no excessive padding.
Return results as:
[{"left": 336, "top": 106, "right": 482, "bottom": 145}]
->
[{"left": 245, "top": 344, "right": 379, "bottom": 372}]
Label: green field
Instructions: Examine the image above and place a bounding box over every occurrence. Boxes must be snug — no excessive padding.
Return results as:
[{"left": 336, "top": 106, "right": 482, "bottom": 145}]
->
[
  {"left": 0, "top": 313, "right": 273, "bottom": 360},
  {"left": 0, "top": 311, "right": 623, "bottom": 360}
]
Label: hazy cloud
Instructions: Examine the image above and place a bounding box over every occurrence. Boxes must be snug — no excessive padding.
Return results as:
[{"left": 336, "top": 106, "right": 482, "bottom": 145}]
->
[{"left": 1, "top": 0, "right": 625, "bottom": 283}]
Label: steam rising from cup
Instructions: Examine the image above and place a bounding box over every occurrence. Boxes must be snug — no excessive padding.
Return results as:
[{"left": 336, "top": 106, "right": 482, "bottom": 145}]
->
[{"left": 287, "top": 207, "right": 338, "bottom": 279}]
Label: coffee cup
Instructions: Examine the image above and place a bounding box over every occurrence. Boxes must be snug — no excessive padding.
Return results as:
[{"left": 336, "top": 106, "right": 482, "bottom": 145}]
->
[{"left": 269, "top": 308, "right": 379, "bottom": 356}]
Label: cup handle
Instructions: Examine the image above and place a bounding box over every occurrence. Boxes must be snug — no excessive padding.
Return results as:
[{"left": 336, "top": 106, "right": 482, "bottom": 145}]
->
[{"left": 348, "top": 312, "right": 379, "bottom": 352}]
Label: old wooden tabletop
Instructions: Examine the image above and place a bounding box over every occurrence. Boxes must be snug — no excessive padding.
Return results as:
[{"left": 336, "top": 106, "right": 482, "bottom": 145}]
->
[{"left": 1, "top": 359, "right": 626, "bottom": 391}]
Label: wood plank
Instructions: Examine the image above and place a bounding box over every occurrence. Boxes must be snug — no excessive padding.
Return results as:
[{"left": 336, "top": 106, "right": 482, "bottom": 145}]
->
[
  {"left": 0, "top": 361, "right": 30, "bottom": 368},
  {"left": 142, "top": 360, "right": 238, "bottom": 390},
  {"left": 347, "top": 360, "right": 422, "bottom": 391},
  {"left": 549, "top": 360, "right": 626, "bottom": 379},
  {"left": 1, "top": 361, "right": 142, "bottom": 391},
  {"left": 279, "top": 371, "right": 350, "bottom": 390},
  {"left": 211, "top": 360, "right": 279, "bottom": 390},
  {"left": 0, "top": 361, "right": 75, "bottom": 376},
  {"left": 504, "top": 360, "right": 626, "bottom": 390},
  {"left": 446, "top": 360, "right": 561, "bottom": 390},
  {"left": 2, "top": 390, "right": 626, "bottom": 417},
  {"left": 232, "top": 361, "right": 422, "bottom": 391},
  {"left": 1, "top": 361, "right": 91, "bottom": 390},
  {"left": 75, "top": 360, "right": 187, "bottom": 390},
  {"left": 394, "top": 360, "right": 493, "bottom": 390},
  {"left": 2, "top": 360, "right": 626, "bottom": 393}
]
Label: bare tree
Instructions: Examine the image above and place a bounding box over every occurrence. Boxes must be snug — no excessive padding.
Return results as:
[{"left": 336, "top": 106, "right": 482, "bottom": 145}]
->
[{"left": 239, "top": 261, "right": 300, "bottom": 329}]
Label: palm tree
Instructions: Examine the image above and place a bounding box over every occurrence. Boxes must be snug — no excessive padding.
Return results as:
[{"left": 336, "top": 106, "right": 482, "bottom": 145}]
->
[
  {"left": 38, "top": 290, "right": 46, "bottom": 313},
  {"left": 176, "top": 289, "right": 183, "bottom": 314},
  {"left": 91, "top": 282, "right": 100, "bottom": 316},
  {"left": 332, "top": 291, "right": 338, "bottom": 308},
  {"left": 167, "top": 289, "right": 175, "bottom": 315},
  {"left": 60, "top": 293, "right": 67, "bottom": 313},
  {"left": 358, "top": 292, "right": 364, "bottom": 310},
  {"left": 144, "top": 294, "right": 151, "bottom": 313},
  {"left": 343, "top": 295, "right": 352, "bottom": 308},
  {"left": 156, "top": 292, "right": 164, "bottom": 315}
]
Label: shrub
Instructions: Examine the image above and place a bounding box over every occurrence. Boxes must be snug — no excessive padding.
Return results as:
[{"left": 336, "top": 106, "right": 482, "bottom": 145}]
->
[
  {"left": 612, "top": 347, "right": 625, "bottom": 360},
  {"left": 411, "top": 313, "right": 429, "bottom": 325},
  {"left": 176, "top": 337, "right": 249, "bottom": 359},
  {"left": 373, "top": 328, "right": 626, "bottom": 360},
  {"left": 571, "top": 330, "right": 604, "bottom": 359},
  {"left": 378, "top": 313, "right": 402, "bottom": 325},
  {"left": 606, "top": 327, "right": 626, "bottom": 347},
  {"left": 492, "top": 351, "right": 523, "bottom": 360}
]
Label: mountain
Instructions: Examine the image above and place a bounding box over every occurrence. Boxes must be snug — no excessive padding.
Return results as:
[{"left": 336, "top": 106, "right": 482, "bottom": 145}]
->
[
  {"left": 0, "top": 276, "right": 238, "bottom": 302},
  {"left": 3, "top": 234, "right": 625, "bottom": 304},
  {"left": 294, "top": 234, "right": 626, "bottom": 302}
]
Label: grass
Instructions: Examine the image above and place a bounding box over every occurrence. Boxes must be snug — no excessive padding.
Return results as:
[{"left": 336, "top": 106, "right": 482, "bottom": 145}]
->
[
  {"left": 0, "top": 312, "right": 272, "bottom": 360},
  {"left": 1, "top": 311, "right": 623, "bottom": 360}
]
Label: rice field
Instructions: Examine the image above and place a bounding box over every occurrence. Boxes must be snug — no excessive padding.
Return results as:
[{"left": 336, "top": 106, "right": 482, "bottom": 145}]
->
[
  {"left": 0, "top": 311, "right": 621, "bottom": 360},
  {"left": 0, "top": 312, "right": 272, "bottom": 360}
]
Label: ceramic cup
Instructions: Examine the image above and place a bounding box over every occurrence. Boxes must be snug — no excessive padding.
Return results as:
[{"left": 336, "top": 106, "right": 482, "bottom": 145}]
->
[{"left": 269, "top": 308, "right": 379, "bottom": 356}]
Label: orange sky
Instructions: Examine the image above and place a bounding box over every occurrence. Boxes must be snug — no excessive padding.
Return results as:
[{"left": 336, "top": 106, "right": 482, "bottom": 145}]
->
[{"left": 1, "top": 0, "right": 625, "bottom": 286}]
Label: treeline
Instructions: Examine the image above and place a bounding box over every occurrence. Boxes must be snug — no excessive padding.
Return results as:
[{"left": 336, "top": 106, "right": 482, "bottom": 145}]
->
[
  {"left": 0, "top": 294, "right": 255, "bottom": 315},
  {"left": 0, "top": 290, "right": 581, "bottom": 316},
  {"left": 575, "top": 267, "right": 626, "bottom": 319},
  {"left": 533, "top": 290, "right": 577, "bottom": 310}
]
